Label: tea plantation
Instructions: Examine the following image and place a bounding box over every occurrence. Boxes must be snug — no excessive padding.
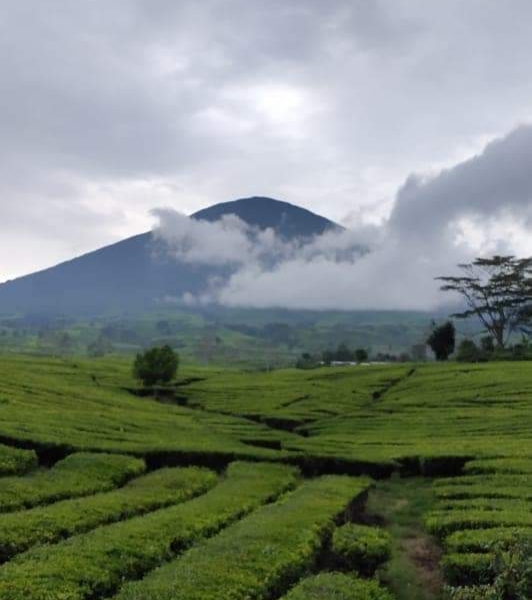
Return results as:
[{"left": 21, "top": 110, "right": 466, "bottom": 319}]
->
[{"left": 0, "top": 355, "right": 529, "bottom": 598}]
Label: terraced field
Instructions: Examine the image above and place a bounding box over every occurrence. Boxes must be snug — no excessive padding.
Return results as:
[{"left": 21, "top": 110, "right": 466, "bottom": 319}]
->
[{"left": 0, "top": 355, "right": 529, "bottom": 598}]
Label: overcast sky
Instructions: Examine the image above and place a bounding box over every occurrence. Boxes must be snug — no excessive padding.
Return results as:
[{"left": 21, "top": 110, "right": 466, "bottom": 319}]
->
[{"left": 2, "top": 0, "right": 532, "bottom": 284}]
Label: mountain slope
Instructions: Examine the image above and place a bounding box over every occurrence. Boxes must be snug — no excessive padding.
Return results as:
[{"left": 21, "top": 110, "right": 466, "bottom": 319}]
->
[
  {"left": 0, "top": 197, "right": 341, "bottom": 316},
  {"left": 193, "top": 196, "right": 340, "bottom": 238}
]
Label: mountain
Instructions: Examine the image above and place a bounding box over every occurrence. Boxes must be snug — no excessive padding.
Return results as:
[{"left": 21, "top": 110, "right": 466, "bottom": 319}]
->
[
  {"left": 193, "top": 196, "right": 339, "bottom": 238},
  {"left": 0, "top": 197, "right": 341, "bottom": 316}
]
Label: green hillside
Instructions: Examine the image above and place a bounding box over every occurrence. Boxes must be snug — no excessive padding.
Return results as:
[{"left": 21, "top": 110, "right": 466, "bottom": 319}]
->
[{"left": 0, "top": 355, "right": 529, "bottom": 598}]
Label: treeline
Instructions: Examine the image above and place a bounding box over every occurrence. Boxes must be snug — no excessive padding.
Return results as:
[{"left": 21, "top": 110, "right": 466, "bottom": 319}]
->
[{"left": 296, "top": 344, "right": 373, "bottom": 369}]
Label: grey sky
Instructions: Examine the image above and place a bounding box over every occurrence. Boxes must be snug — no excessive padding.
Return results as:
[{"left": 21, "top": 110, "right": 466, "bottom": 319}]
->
[{"left": 1, "top": 0, "right": 532, "bottom": 283}]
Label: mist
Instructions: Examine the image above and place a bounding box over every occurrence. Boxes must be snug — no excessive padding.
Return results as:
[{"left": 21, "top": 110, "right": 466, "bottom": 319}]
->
[{"left": 154, "top": 125, "right": 532, "bottom": 311}]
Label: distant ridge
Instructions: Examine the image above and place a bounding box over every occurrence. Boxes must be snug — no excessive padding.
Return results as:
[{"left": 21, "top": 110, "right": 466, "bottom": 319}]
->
[{"left": 0, "top": 197, "right": 343, "bottom": 316}]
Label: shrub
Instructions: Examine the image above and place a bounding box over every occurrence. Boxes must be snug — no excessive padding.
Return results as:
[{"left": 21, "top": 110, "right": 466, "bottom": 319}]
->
[
  {"left": 330, "top": 522, "right": 391, "bottom": 575},
  {"left": 442, "top": 553, "right": 494, "bottom": 586},
  {"left": 445, "top": 584, "right": 497, "bottom": 600},
  {"left": 456, "top": 339, "right": 481, "bottom": 362},
  {"left": 490, "top": 537, "right": 532, "bottom": 600},
  {"left": 0, "top": 452, "right": 144, "bottom": 513},
  {"left": 116, "top": 475, "right": 373, "bottom": 600},
  {"left": 444, "top": 537, "right": 531, "bottom": 598},
  {"left": 0, "top": 443, "right": 37, "bottom": 476},
  {"left": 281, "top": 572, "right": 394, "bottom": 599},
  {"left": 133, "top": 344, "right": 179, "bottom": 386},
  {"left": 446, "top": 528, "right": 531, "bottom": 554},
  {"left": 426, "top": 508, "right": 532, "bottom": 539},
  {"left": 0, "top": 466, "right": 217, "bottom": 561},
  {"left": 0, "top": 461, "right": 298, "bottom": 600},
  {"left": 355, "top": 348, "right": 369, "bottom": 363}
]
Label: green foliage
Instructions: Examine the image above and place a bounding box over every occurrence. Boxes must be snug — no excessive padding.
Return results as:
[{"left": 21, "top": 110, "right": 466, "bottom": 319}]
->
[
  {"left": 445, "top": 584, "right": 496, "bottom": 599},
  {"left": 463, "top": 457, "right": 532, "bottom": 475},
  {"left": 456, "top": 339, "right": 481, "bottom": 362},
  {"left": 336, "top": 342, "right": 355, "bottom": 361},
  {"left": 446, "top": 529, "right": 531, "bottom": 554},
  {"left": 443, "top": 537, "right": 532, "bottom": 596},
  {"left": 442, "top": 553, "right": 494, "bottom": 586},
  {"left": 0, "top": 355, "right": 529, "bottom": 597},
  {"left": 296, "top": 352, "right": 321, "bottom": 369},
  {"left": 426, "top": 507, "right": 532, "bottom": 539},
  {"left": 280, "top": 572, "right": 395, "bottom": 600},
  {"left": 133, "top": 344, "right": 179, "bottom": 386},
  {"left": 115, "top": 475, "right": 372, "bottom": 600},
  {"left": 0, "top": 461, "right": 297, "bottom": 600},
  {"left": 489, "top": 537, "right": 532, "bottom": 600},
  {"left": 427, "top": 321, "right": 456, "bottom": 361},
  {"left": 0, "top": 443, "right": 37, "bottom": 475},
  {"left": 480, "top": 336, "right": 495, "bottom": 355},
  {"left": 0, "top": 452, "right": 144, "bottom": 512},
  {"left": 0, "top": 466, "right": 217, "bottom": 561},
  {"left": 355, "top": 348, "right": 369, "bottom": 363},
  {"left": 438, "top": 255, "right": 532, "bottom": 348},
  {"left": 0, "top": 356, "right": 530, "bottom": 477},
  {"left": 430, "top": 456, "right": 531, "bottom": 592},
  {"left": 331, "top": 522, "right": 392, "bottom": 575}
]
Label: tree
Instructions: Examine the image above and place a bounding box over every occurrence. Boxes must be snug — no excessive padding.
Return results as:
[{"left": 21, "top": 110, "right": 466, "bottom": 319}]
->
[
  {"left": 335, "top": 343, "right": 354, "bottom": 362},
  {"left": 322, "top": 350, "right": 335, "bottom": 365},
  {"left": 437, "top": 256, "right": 532, "bottom": 348},
  {"left": 133, "top": 345, "right": 179, "bottom": 387},
  {"left": 456, "top": 339, "right": 481, "bottom": 363},
  {"left": 427, "top": 321, "right": 456, "bottom": 361},
  {"left": 480, "top": 335, "right": 495, "bottom": 355},
  {"left": 354, "top": 348, "right": 368, "bottom": 363}
]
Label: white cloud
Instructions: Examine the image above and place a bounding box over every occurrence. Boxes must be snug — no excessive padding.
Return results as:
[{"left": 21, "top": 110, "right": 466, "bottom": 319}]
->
[
  {"left": 3, "top": 1, "right": 532, "bottom": 283},
  {"left": 154, "top": 125, "right": 532, "bottom": 310}
]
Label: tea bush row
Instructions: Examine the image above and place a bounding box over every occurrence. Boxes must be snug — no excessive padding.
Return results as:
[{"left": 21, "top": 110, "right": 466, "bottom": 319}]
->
[
  {"left": 0, "top": 461, "right": 298, "bottom": 600},
  {"left": 434, "top": 474, "right": 531, "bottom": 501},
  {"left": 442, "top": 553, "right": 494, "bottom": 587},
  {"left": 426, "top": 507, "right": 532, "bottom": 539},
  {"left": 446, "top": 527, "right": 532, "bottom": 554},
  {"left": 114, "top": 475, "right": 372, "bottom": 600},
  {"left": 280, "top": 572, "right": 394, "bottom": 600},
  {"left": 429, "top": 459, "right": 531, "bottom": 592},
  {"left": 0, "top": 443, "right": 37, "bottom": 476},
  {"left": 463, "top": 457, "right": 532, "bottom": 475},
  {"left": 330, "top": 523, "right": 391, "bottom": 576},
  {"left": 0, "top": 466, "right": 217, "bottom": 561},
  {"left": 0, "top": 452, "right": 145, "bottom": 512}
]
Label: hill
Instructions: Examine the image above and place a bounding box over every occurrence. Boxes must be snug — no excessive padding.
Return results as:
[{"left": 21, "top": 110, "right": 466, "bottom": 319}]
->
[
  {"left": 0, "top": 355, "right": 529, "bottom": 598},
  {"left": 0, "top": 197, "right": 340, "bottom": 316}
]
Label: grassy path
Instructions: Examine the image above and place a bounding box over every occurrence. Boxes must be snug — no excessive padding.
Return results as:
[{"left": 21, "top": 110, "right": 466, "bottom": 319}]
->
[{"left": 364, "top": 476, "right": 444, "bottom": 600}]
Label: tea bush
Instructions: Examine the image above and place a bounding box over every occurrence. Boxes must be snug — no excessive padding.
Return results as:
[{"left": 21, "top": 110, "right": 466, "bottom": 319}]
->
[
  {"left": 0, "top": 466, "right": 217, "bottom": 561},
  {"left": 281, "top": 572, "right": 395, "bottom": 600},
  {"left": 115, "top": 476, "right": 372, "bottom": 600},
  {"left": 0, "top": 443, "right": 37, "bottom": 476},
  {"left": 0, "top": 461, "right": 298, "bottom": 600},
  {"left": 331, "top": 523, "right": 391, "bottom": 575},
  {"left": 0, "top": 452, "right": 144, "bottom": 512}
]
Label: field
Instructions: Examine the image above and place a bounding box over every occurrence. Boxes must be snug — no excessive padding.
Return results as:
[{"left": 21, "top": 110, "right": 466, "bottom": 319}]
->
[
  {"left": 0, "top": 355, "right": 530, "bottom": 598},
  {"left": 0, "top": 308, "right": 452, "bottom": 367}
]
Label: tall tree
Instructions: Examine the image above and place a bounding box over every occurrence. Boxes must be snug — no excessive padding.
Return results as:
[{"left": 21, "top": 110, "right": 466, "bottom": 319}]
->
[
  {"left": 427, "top": 321, "right": 456, "bottom": 361},
  {"left": 437, "top": 256, "right": 532, "bottom": 348}
]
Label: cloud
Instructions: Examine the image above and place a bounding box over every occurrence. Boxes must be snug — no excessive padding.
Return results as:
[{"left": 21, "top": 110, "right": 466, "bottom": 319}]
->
[
  {"left": 154, "top": 125, "right": 532, "bottom": 310},
  {"left": 3, "top": 1, "right": 532, "bottom": 282}
]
